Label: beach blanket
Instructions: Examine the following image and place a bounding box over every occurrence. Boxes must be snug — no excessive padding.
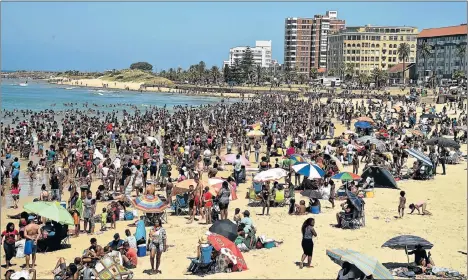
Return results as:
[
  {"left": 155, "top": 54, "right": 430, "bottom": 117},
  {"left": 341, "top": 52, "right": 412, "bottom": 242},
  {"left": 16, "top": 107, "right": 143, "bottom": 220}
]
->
[{"left": 92, "top": 255, "right": 133, "bottom": 280}]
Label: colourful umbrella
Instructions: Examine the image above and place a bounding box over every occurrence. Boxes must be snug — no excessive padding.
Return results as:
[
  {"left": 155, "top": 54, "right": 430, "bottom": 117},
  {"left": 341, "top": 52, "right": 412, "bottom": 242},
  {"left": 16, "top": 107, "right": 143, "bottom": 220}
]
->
[
  {"left": 356, "top": 117, "right": 375, "bottom": 124},
  {"left": 292, "top": 163, "right": 325, "bottom": 179},
  {"left": 222, "top": 154, "right": 251, "bottom": 166},
  {"left": 354, "top": 121, "right": 372, "bottom": 129},
  {"left": 331, "top": 172, "right": 360, "bottom": 181},
  {"left": 130, "top": 194, "right": 169, "bottom": 213},
  {"left": 207, "top": 233, "right": 248, "bottom": 271},
  {"left": 289, "top": 154, "right": 307, "bottom": 165},
  {"left": 24, "top": 201, "right": 74, "bottom": 225},
  {"left": 249, "top": 122, "right": 262, "bottom": 130},
  {"left": 207, "top": 178, "right": 237, "bottom": 200},
  {"left": 326, "top": 248, "right": 393, "bottom": 280},
  {"left": 247, "top": 130, "right": 264, "bottom": 137}
]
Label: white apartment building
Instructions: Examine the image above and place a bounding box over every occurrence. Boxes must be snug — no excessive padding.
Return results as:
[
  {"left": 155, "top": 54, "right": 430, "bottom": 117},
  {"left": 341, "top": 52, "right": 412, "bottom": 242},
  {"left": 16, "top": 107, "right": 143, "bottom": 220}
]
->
[{"left": 223, "top": 40, "right": 272, "bottom": 68}]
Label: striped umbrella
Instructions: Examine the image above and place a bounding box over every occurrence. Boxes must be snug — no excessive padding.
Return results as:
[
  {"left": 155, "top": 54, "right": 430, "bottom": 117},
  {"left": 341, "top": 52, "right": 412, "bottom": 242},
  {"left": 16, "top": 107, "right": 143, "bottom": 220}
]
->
[
  {"left": 326, "top": 249, "right": 393, "bottom": 280},
  {"left": 292, "top": 163, "right": 325, "bottom": 179},
  {"left": 331, "top": 172, "right": 360, "bottom": 181},
  {"left": 130, "top": 194, "right": 169, "bottom": 214},
  {"left": 289, "top": 154, "right": 307, "bottom": 165},
  {"left": 404, "top": 148, "right": 432, "bottom": 166}
]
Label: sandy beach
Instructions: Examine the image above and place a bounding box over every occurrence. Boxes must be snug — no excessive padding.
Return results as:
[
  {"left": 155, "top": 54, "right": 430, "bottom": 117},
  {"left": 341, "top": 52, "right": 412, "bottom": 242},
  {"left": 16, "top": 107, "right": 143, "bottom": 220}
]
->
[{"left": 1, "top": 100, "right": 466, "bottom": 279}]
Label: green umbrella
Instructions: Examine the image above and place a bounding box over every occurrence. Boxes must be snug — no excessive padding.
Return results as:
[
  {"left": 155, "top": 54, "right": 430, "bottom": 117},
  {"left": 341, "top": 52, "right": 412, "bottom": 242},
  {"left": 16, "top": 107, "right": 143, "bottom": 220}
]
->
[{"left": 24, "top": 201, "right": 74, "bottom": 225}]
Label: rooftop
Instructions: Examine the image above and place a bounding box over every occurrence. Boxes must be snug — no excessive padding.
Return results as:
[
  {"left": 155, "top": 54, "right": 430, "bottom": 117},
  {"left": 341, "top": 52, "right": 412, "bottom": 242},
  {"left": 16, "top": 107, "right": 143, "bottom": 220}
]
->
[
  {"left": 418, "top": 24, "right": 467, "bottom": 38},
  {"left": 387, "top": 63, "right": 415, "bottom": 74}
]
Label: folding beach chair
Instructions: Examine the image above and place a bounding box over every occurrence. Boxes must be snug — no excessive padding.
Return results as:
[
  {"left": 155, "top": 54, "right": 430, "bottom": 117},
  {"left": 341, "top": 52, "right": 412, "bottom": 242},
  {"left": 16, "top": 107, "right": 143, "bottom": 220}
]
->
[
  {"left": 253, "top": 181, "right": 262, "bottom": 193},
  {"left": 247, "top": 188, "right": 262, "bottom": 207},
  {"left": 188, "top": 245, "right": 215, "bottom": 275},
  {"left": 274, "top": 189, "right": 285, "bottom": 207},
  {"left": 173, "top": 194, "right": 189, "bottom": 216}
]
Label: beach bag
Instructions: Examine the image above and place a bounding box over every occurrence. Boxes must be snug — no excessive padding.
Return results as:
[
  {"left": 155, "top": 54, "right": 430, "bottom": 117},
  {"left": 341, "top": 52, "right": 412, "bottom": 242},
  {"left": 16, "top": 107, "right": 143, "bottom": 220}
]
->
[{"left": 124, "top": 211, "right": 134, "bottom": 221}]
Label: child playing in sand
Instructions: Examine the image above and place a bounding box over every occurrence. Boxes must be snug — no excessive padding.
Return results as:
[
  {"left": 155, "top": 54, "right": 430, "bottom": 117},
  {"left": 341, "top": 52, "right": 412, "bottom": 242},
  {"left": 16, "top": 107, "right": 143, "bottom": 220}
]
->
[
  {"left": 398, "top": 191, "right": 406, "bottom": 218},
  {"left": 233, "top": 208, "right": 242, "bottom": 225},
  {"left": 295, "top": 200, "right": 307, "bottom": 215},
  {"left": 409, "top": 201, "right": 432, "bottom": 215}
]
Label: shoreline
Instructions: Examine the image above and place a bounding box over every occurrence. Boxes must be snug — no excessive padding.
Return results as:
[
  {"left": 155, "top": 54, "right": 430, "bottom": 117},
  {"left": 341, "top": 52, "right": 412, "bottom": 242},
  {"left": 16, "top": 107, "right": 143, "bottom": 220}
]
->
[{"left": 48, "top": 78, "right": 255, "bottom": 99}]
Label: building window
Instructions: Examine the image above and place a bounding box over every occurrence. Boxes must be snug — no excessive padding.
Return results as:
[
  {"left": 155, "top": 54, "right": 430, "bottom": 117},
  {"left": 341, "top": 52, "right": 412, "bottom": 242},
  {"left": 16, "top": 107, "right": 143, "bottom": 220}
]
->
[
  {"left": 376, "top": 44, "right": 380, "bottom": 48},
  {"left": 371, "top": 44, "right": 375, "bottom": 48}
]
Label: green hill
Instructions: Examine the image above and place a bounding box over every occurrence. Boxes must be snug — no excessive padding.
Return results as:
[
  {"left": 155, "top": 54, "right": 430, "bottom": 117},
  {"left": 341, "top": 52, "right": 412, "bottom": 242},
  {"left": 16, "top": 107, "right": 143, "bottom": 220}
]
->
[{"left": 101, "top": 69, "right": 173, "bottom": 86}]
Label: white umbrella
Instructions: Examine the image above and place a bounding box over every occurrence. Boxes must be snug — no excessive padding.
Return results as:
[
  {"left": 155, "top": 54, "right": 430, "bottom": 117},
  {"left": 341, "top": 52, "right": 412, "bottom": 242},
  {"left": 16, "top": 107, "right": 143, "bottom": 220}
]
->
[
  {"left": 145, "top": 136, "right": 160, "bottom": 146},
  {"left": 253, "top": 168, "right": 288, "bottom": 182}
]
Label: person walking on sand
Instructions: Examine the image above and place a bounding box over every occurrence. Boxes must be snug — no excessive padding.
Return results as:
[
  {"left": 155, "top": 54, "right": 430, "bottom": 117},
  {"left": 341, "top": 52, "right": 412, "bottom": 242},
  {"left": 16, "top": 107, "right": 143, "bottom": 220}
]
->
[
  {"left": 398, "top": 191, "right": 406, "bottom": 218},
  {"left": 299, "top": 218, "right": 317, "bottom": 269}
]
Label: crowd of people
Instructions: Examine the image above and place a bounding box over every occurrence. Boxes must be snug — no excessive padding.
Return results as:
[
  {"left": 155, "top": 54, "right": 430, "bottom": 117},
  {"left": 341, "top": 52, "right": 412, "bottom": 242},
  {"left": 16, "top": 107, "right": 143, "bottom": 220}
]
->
[{"left": 0, "top": 87, "right": 466, "bottom": 278}]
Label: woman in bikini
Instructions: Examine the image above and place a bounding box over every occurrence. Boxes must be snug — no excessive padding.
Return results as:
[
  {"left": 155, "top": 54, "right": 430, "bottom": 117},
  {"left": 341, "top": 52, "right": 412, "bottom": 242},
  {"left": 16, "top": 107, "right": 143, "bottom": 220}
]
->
[{"left": 148, "top": 220, "right": 167, "bottom": 275}]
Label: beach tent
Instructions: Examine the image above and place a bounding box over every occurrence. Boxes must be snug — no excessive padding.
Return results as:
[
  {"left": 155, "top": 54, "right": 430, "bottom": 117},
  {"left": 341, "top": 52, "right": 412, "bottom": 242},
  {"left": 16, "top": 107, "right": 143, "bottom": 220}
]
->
[{"left": 361, "top": 166, "right": 397, "bottom": 189}]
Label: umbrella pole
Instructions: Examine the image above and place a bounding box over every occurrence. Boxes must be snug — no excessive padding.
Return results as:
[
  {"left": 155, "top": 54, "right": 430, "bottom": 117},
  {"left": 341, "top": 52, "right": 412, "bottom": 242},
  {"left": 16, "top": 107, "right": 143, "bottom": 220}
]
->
[{"left": 405, "top": 245, "right": 410, "bottom": 265}]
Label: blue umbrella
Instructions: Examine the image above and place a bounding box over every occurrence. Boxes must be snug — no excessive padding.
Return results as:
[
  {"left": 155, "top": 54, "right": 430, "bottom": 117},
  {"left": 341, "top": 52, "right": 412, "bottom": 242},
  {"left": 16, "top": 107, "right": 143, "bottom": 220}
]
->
[
  {"left": 292, "top": 163, "right": 325, "bottom": 179},
  {"left": 354, "top": 121, "right": 372, "bottom": 129}
]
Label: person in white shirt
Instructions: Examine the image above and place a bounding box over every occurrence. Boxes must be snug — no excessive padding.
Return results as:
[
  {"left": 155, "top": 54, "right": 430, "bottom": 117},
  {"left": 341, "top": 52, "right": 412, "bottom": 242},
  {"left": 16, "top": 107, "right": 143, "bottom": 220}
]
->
[
  {"left": 4, "top": 269, "right": 35, "bottom": 280},
  {"left": 15, "top": 232, "right": 26, "bottom": 259},
  {"left": 124, "top": 229, "right": 137, "bottom": 250}
]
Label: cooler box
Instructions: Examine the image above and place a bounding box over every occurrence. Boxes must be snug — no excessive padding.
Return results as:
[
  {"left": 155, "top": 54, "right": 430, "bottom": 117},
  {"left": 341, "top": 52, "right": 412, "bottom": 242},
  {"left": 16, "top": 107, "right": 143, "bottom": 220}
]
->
[
  {"left": 365, "top": 189, "right": 375, "bottom": 198},
  {"left": 137, "top": 244, "right": 147, "bottom": 257},
  {"left": 310, "top": 206, "right": 320, "bottom": 214}
]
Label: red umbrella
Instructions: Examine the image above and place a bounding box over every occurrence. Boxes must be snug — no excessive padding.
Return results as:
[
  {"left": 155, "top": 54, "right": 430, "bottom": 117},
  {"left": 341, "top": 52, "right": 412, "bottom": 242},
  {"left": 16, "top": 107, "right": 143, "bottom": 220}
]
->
[{"left": 207, "top": 233, "right": 248, "bottom": 271}]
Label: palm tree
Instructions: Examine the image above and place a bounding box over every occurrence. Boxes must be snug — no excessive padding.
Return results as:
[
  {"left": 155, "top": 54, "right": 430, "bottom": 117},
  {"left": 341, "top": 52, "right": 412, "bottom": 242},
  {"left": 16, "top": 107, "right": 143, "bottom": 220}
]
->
[
  {"left": 417, "top": 41, "right": 432, "bottom": 84},
  {"left": 457, "top": 44, "right": 466, "bottom": 75},
  {"left": 338, "top": 63, "right": 346, "bottom": 82},
  {"left": 371, "top": 67, "right": 387, "bottom": 88},
  {"left": 310, "top": 68, "right": 319, "bottom": 80},
  {"left": 328, "top": 68, "right": 336, "bottom": 77},
  {"left": 358, "top": 73, "right": 369, "bottom": 87},
  {"left": 197, "top": 61, "right": 206, "bottom": 83},
  {"left": 397, "top": 43, "right": 411, "bottom": 84},
  {"left": 345, "top": 63, "right": 355, "bottom": 81}
]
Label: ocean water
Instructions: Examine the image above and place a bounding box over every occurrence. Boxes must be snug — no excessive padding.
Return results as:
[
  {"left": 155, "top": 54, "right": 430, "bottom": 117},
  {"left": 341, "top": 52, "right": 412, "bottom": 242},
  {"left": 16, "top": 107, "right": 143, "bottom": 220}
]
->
[{"left": 1, "top": 80, "right": 229, "bottom": 111}]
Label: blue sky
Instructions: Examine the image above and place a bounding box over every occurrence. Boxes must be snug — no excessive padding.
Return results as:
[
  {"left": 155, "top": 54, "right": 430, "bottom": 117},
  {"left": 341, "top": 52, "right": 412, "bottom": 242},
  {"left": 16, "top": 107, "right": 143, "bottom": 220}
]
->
[{"left": 1, "top": 2, "right": 466, "bottom": 72}]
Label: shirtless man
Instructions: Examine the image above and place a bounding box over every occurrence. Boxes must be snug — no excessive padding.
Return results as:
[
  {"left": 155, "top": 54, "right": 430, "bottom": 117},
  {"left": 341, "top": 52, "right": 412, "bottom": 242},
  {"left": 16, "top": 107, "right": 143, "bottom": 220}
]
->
[{"left": 23, "top": 219, "right": 41, "bottom": 269}]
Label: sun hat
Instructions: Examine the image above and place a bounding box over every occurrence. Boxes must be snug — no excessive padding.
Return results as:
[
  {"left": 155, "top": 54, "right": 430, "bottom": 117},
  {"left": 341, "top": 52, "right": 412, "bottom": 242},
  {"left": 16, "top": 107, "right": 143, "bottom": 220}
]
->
[{"left": 198, "top": 235, "right": 208, "bottom": 244}]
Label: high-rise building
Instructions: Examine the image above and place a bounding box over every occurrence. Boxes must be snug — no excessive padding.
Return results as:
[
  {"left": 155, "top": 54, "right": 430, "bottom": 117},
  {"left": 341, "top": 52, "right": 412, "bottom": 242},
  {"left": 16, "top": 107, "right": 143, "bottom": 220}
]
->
[
  {"left": 223, "top": 40, "right": 272, "bottom": 68},
  {"left": 327, "top": 25, "right": 418, "bottom": 76},
  {"left": 416, "top": 24, "right": 467, "bottom": 82},
  {"left": 284, "top": 11, "right": 345, "bottom": 77}
]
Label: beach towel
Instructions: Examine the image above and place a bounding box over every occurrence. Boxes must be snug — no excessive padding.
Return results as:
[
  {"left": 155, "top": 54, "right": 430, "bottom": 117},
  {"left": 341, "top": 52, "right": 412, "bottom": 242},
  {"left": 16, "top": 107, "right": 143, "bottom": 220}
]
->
[
  {"left": 92, "top": 255, "right": 133, "bottom": 280},
  {"left": 134, "top": 220, "right": 146, "bottom": 242}
]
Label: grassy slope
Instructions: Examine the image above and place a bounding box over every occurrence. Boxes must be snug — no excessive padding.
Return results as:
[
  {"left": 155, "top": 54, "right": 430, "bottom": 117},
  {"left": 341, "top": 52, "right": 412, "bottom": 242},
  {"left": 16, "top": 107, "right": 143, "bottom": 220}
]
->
[{"left": 100, "top": 69, "right": 174, "bottom": 86}]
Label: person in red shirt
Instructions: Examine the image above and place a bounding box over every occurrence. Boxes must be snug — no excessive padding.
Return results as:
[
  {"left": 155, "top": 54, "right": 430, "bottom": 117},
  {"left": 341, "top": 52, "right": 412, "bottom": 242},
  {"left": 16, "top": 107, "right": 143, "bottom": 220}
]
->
[
  {"left": 1, "top": 223, "right": 19, "bottom": 268},
  {"left": 121, "top": 242, "right": 137, "bottom": 269},
  {"left": 202, "top": 187, "right": 213, "bottom": 224},
  {"left": 10, "top": 178, "right": 20, "bottom": 209}
]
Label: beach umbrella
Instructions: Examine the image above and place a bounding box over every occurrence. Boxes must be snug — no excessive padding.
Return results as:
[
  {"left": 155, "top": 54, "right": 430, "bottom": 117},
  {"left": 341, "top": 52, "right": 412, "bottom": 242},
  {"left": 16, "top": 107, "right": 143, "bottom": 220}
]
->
[
  {"left": 332, "top": 172, "right": 360, "bottom": 181},
  {"left": 130, "top": 194, "right": 169, "bottom": 214},
  {"left": 354, "top": 121, "right": 372, "bottom": 129},
  {"left": 145, "top": 136, "right": 160, "bottom": 146},
  {"left": 300, "top": 189, "right": 322, "bottom": 199},
  {"left": 209, "top": 220, "right": 238, "bottom": 242},
  {"left": 171, "top": 185, "right": 189, "bottom": 197},
  {"left": 356, "top": 136, "right": 386, "bottom": 151},
  {"left": 323, "top": 154, "right": 344, "bottom": 171},
  {"left": 208, "top": 178, "right": 237, "bottom": 200},
  {"left": 292, "top": 163, "right": 325, "bottom": 179},
  {"left": 426, "top": 137, "right": 460, "bottom": 149},
  {"left": 346, "top": 190, "right": 364, "bottom": 212},
  {"left": 247, "top": 130, "right": 264, "bottom": 137},
  {"left": 253, "top": 168, "right": 288, "bottom": 182},
  {"left": 249, "top": 122, "right": 262, "bottom": 130},
  {"left": 326, "top": 248, "right": 393, "bottom": 280},
  {"left": 361, "top": 166, "right": 397, "bottom": 189},
  {"left": 207, "top": 233, "right": 248, "bottom": 271},
  {"left": 289, "top": 154, "right": 307, "bottom": 165},
  {"left": 24, "top": 201, "right": 74, "bottom": 225},
  {"left": 222, "top": 154, "right": 251, "bottom": 166},
  {"left": 344, "top": 130, "right": 357, "bottom": 136},
  {"left": 404, "top": 148, "right": 433, "bottom": 166},
  {"left": 356, "top": 117, "right": 375, "bottom": 124},
  {"left": 175, "top": 179, "right": 198, "bottom": 190},
  {"left": 406, "top": 129, "right": 424, "bottom": 137},
  {"left": 382, "top": 235, "right": 433, "bottom": 264},
  {"left": 420, "top": 113, "right": 439, "bottom": 119}
]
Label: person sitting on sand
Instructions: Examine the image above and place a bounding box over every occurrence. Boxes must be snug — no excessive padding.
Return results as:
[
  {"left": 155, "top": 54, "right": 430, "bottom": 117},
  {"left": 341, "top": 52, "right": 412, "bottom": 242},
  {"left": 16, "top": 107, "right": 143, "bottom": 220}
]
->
[
  {"left": 295, "top": 200, "right": 307, "bottom": 215},
  {"left": 409, "top": 201, "right": 431, "bottom": 215},
  {"left": 52, "top": 257, "right": 80, "bottom": 280},
  {"left": 337, "top": 261, "right": 364, "bottom": 280},
  {"left": 119, "top": 241, "right": 137, "bottom": 269},
  {"left": 336, "top": 200, "right": 354, "bottom": 227},
  {"left": 408, "top": 245, "right": 435, "bottom": 273}
]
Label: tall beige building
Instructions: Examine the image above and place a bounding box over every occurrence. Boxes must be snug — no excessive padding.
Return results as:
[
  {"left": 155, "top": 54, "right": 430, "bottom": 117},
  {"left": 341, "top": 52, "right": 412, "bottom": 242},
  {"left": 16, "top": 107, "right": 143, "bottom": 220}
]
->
[{"left": 327, "top": 25, "right": 418, "bottom": 76}]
